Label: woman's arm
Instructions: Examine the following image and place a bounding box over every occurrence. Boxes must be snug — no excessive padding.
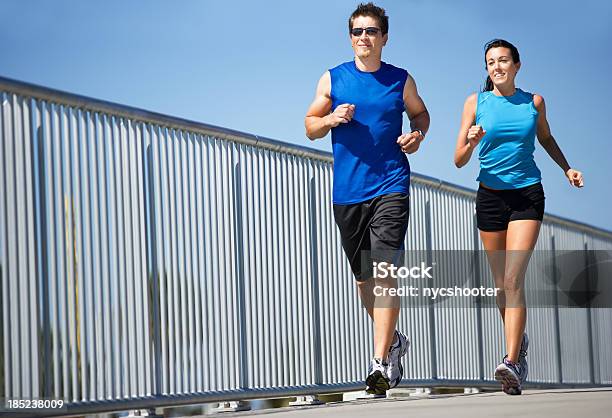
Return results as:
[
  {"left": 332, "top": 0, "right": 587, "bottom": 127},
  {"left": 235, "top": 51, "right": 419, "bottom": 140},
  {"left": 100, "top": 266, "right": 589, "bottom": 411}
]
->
[
  {"left": 454, "top": 93, "right": 485, "bottom": 168},
  {"left": 533, "top": 94, "right": 584, "bottom": 187}
]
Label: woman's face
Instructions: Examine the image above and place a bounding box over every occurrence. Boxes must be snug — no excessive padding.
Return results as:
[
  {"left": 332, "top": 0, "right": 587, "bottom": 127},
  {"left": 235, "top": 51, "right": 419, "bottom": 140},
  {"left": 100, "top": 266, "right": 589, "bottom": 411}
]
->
[{"left": 486, "top": 46, "right": 521, "bottom": 89}]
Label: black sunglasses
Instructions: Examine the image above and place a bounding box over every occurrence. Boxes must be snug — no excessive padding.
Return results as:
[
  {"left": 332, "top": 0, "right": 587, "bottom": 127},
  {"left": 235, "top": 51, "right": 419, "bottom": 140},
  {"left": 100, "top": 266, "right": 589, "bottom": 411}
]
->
[{"left": 350, "top": 27, "right": 381, "bottom": 37}]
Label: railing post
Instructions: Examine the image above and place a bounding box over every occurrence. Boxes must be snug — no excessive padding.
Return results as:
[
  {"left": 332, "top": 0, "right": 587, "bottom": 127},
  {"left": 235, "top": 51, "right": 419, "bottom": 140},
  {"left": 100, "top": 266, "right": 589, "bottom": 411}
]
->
[
  {"left": 233, "top": 160, "right": 250, "bottom": 391},
  {"left": 424, "top": 198, "right": 437, "bottom": 380},
  {"left": 550, "top": 235, "right": 563, "bottom": 383},
  {"left": 473, "top": 211, "right": 484, "bottom": 381},
  {"left": 308, "top": 176, "right": 323, "bottom": 385},
  {"left": 144, "top": 142, "right": 163, "bottom": 396},
  {"left": 584, "top": 239, "right": 596, "bottom": 384},
  {"left": 34, "top": 109, "right": 50, "bottom": 399}
]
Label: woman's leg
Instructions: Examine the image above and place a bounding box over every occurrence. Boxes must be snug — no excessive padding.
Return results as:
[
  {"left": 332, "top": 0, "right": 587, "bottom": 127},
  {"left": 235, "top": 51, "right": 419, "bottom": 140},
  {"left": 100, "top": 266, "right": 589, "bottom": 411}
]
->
[
  {"left": 480, "top": 230, "right": 507, "bottom": 319},
  {"left": 503, "top": 219, "right": 541, "bottom": 362}
]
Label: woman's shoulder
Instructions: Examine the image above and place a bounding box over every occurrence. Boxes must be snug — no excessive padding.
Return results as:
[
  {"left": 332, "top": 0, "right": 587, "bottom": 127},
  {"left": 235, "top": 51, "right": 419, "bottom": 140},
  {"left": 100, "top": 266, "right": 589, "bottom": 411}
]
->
[
  {"left": 461, "top": 92, "right": 477, "bottom": 112},
  {"left": 525, "top": 90, "right": 545, "bottom": 111},
  {"left": 518, "top": 88, "right": 544, "bottom": 103},
  {"left": 470, "top": 91, "right": 494, "bottom": 110},
  {"left": 532, "top": 93, "right": 544, "bottom": 108},
  {"left": 465, "top": 92, "right": 480, "bottom": 105}
]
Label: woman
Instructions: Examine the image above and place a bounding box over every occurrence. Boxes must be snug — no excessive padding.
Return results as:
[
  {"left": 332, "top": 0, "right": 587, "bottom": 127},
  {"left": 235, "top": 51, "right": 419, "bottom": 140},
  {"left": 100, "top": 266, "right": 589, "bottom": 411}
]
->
[{"left": 454, "top": 39, "right": 583, "bottom": 395}]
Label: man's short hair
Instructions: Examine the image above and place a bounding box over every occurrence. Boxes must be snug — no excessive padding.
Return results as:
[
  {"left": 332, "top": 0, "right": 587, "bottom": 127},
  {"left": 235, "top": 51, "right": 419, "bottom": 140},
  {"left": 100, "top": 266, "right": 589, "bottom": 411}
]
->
[{"left": 348, "top": 2, "right": 389, "bottom": 35}]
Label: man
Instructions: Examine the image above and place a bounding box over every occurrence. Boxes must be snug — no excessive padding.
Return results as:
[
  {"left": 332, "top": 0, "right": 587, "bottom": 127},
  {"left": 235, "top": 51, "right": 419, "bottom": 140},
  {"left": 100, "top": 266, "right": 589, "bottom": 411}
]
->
[{"left": 304, "top": 2, "right": 430, "bottom": 395}]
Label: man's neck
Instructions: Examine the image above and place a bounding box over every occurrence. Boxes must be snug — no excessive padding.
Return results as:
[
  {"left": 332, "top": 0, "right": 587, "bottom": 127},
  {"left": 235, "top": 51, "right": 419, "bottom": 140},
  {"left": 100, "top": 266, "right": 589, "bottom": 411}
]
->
[{"left": 354, "top": 55, "right": 382, "bottom": 72}]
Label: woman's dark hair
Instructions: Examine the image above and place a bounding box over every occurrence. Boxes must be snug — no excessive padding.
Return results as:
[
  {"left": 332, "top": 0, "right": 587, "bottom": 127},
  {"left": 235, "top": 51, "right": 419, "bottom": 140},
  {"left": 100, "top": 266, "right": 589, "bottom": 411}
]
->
[
  {"left": 349, "top": 2, "right": 389, "bottom": 35},
  {"left": 482, "top": 39, "right": 520, "bottom": 92}
]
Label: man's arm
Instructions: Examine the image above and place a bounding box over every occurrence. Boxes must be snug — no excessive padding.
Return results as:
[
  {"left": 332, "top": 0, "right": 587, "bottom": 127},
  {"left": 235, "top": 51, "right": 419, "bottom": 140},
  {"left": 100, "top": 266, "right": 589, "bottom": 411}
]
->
[
  {"left": 396, "top": 74, "right": 430, "bottom": 153},
  {"left": 305, "top": 72, "right": 355, "bottom": 140},
  {"left": 404, "top": 74, "right": 430, "bottom": 134}
]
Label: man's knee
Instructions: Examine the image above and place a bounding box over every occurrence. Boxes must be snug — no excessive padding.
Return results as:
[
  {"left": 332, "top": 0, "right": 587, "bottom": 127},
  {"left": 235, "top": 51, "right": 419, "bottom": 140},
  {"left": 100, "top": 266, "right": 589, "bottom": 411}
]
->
[{"left": 355, "top": 278, "right": 373, "bottom": 288}]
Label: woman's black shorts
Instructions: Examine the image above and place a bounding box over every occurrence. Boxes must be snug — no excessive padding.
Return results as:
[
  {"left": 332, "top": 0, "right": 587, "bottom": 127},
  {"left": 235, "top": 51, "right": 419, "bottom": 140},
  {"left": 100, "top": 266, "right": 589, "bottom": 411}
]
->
[{"left": 476, "top": 182, "right": 545, "bottom": 232}]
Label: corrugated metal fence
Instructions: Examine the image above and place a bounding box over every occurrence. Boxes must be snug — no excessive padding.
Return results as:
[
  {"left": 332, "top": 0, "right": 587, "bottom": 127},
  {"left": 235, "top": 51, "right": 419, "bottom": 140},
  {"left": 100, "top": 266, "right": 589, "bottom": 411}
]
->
[{"left": 1, "top": 76, "right": 611, "bottom": 417}]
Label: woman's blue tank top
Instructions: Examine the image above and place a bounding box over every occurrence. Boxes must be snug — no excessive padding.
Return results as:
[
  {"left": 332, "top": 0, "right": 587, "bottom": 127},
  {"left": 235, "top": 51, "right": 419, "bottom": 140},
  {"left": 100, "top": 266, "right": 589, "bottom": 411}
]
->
[{"left": 475, "top": 88, "right": 542, "bottom": 189}]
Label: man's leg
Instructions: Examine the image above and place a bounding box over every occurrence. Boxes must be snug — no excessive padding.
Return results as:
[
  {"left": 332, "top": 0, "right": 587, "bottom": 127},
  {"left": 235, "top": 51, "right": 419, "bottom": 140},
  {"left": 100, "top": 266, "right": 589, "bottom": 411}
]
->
[
  {"left": 356, "top": 279, "right": 375, "bottom": 319},
  {"left": 369, "top": 193, "right": 410, "bottom": 361},
  {"left": 356, "top": 273, "right": 400, "bottom": 353},
  {"left": 334, "top": 194, "right": 406, "bottom": 394},
  {"left": 372, "top": 274, "right": 400, "bottom": 360}
]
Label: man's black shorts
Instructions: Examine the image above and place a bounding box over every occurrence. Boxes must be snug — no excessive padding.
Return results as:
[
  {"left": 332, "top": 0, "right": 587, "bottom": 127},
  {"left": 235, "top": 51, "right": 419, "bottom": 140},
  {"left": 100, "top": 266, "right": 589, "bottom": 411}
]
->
[
  {"left": 333, "top": 192, "right": 410, "bottom": 281},
  {"left": 476, "top": 182, "right": 545, "bottom": 232}
]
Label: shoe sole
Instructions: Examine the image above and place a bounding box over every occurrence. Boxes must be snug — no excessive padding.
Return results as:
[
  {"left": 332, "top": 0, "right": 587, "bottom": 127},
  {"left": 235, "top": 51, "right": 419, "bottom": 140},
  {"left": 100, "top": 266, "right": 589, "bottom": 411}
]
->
[
  {"left": 502, "top": 384, "right": 522, "bottom": 396},
  {"left": 366, "top": 370, "right": 390, "bottom": 395},
  {"left": 495, "top": 365, "right": 522, "bottom": 395}
]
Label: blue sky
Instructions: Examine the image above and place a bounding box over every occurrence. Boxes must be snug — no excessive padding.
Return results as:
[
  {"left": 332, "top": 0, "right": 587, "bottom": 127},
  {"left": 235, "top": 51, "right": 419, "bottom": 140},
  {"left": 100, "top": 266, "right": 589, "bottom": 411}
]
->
[{"left": 1, "top": 0, "right": 611, "bottom": 230}]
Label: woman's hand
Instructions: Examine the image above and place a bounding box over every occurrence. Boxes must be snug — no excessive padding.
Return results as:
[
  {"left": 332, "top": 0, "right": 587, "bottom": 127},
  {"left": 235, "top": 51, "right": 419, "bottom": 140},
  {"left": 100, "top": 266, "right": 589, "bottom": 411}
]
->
[
  {"left": 466, "top": 125, "right": 486, "bottom": 148},
  {"left": 565, "top": 168, "right": 584, "bottom": 188}
]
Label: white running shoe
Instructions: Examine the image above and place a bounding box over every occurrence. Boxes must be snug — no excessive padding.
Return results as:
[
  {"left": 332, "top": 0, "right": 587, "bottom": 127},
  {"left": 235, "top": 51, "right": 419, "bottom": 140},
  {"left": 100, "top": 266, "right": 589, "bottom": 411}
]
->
[
  {"left": 500, "top": 333, "right": 529, "bottom": 394},
  {"left": 495, "top": 357, "right": 525, "bottom": 395},
  {"left": 386, "top": 330, "right": 410, "bottom": 388}
]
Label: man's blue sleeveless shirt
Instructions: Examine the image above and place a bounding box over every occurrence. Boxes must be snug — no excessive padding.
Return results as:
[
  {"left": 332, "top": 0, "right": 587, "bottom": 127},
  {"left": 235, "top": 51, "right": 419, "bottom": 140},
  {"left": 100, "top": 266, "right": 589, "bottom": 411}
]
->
[
  {"left": 329, "top": 61, "right": 410, "bottom": 204},
  {"left": 475, "top": 88, "right": 542, "bottom": 189}
]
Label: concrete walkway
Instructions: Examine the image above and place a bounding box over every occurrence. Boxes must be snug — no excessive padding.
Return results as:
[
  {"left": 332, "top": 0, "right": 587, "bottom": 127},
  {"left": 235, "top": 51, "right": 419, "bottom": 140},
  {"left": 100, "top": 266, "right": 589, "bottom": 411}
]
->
[{"left": 208, "top": 388, "right": 612, "bottom": 418}]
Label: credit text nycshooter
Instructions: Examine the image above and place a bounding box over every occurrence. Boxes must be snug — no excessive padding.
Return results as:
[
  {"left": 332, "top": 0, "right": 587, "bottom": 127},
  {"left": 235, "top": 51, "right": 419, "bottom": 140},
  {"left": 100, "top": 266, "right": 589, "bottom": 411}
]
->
[{"left": 373, "top": 285, "right": 500, "bottom": 299}]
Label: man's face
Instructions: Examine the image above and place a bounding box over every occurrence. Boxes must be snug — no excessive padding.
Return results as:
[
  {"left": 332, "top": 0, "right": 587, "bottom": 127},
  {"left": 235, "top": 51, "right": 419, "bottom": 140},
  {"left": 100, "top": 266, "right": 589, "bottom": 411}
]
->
[{"left": 350, "top": 15, "right": 387, "bottom": 59}]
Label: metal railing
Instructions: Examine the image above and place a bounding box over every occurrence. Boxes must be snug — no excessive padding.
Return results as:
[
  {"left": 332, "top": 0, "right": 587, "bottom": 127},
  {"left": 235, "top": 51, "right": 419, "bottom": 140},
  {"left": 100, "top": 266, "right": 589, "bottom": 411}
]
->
[{"left": 1, "top": 76, "right": 611, "bottom": 417}]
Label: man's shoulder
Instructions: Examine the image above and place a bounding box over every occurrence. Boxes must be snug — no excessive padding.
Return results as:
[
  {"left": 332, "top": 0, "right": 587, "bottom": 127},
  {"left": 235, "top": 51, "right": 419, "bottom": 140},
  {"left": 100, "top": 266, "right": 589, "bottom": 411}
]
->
[
  {"left": 382, "top": 62, "right": 409, "bottom": 81},
  {"left": 382, "top": 61, "right": 407, "bottom": 72},
  {"left": 329, "top": 61, "right": 354, "bottom": 72}
]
